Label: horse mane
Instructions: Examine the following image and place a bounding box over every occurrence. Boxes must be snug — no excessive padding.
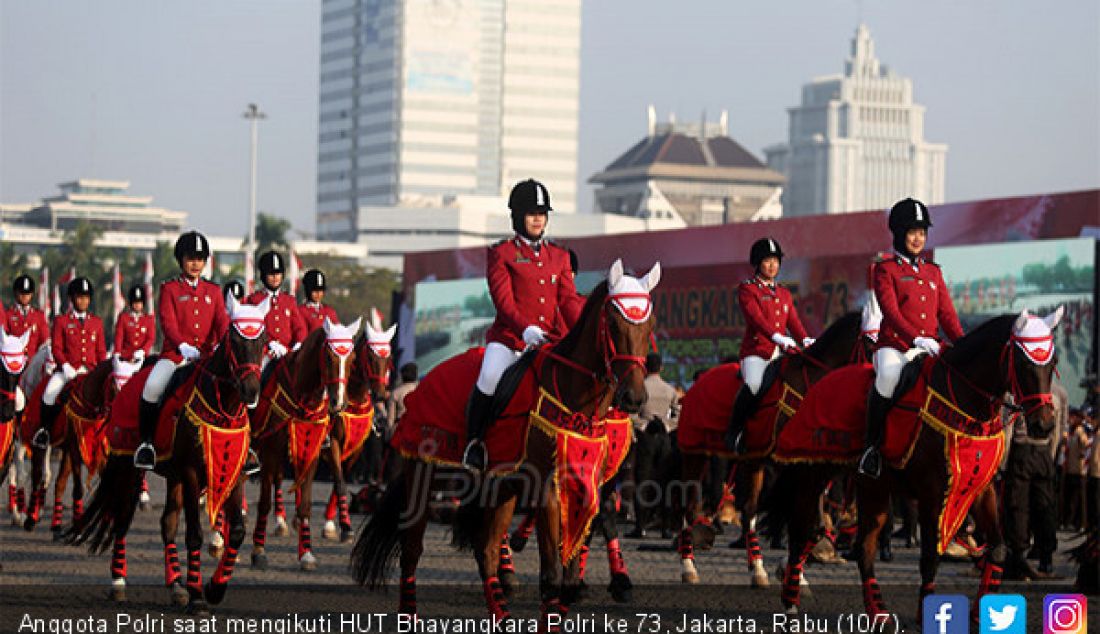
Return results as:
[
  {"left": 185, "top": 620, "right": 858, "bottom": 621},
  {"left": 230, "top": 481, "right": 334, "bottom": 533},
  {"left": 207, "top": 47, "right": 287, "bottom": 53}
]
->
[
  {"left": 941, "top": 314, "right": 1015, "bottom": 365},
  {"left": 552, "top": 280, "right": 610, "bottom": 356},
  {"left": 804, "top": 311, "right": 861, "bottom": 357}
]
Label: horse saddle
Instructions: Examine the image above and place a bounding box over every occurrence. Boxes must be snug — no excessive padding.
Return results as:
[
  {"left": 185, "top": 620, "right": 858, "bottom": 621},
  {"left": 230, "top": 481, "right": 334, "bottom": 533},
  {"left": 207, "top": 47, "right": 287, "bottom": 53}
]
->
[{"left": 108, "top": 365, "right": 197, "bottom": 460}]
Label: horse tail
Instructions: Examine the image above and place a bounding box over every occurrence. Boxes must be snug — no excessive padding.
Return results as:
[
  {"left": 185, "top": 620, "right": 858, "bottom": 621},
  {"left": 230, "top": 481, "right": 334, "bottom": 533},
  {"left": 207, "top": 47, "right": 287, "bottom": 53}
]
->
[
  {"left": 63, "top": 454, "right": 139, "bottom": 554},
  {"left": 450, "top": 476, "right": 486, "bottom": 553},
  {"left": 758, "top": 464, "right": 800, "bottom": 540},
  {"left": 349, "top": 474, "right": 406, "bottom": 589}
]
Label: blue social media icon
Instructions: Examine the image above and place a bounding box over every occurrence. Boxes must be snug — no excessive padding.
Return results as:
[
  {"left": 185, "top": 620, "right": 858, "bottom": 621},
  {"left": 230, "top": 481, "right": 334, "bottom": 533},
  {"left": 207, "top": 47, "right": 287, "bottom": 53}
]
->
[
  {"left": 981, "top": 594, "right": 1026, "bottom": 634},
  {"left": 924, "top": 595, "right": 969, "bottom": 634}
]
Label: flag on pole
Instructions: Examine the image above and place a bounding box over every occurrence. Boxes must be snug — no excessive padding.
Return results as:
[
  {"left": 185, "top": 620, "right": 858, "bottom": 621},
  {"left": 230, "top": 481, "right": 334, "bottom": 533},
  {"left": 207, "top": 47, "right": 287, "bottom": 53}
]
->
[
  {"left": 112, "top": 263, "right": 125, "bottom": 320},
  {"left": 38, "top": 267, "right": 50, "bottom": 315},
  {"left": 143, "top": 251, "right": 155, "bottom": 315},
  {"left": 244, "top": 250, "right": 255, "bottom": 294},
  {"left": 287, "top": 245, "right": 301, "bottom": 297},
  {"left": 203, "top": 250, "right": 216, "bottom": 280},
  {"left": 57, "top": 267, "right": 76, "bottom": 314}
]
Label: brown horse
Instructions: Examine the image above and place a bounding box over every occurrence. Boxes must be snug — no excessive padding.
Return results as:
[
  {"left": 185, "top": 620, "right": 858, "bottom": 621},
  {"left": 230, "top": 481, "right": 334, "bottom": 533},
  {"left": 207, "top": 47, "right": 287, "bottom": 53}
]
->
[
  {"left": 0, "top": 329, "right": 31, "bottom": 541},
  {"left": 25, "top": 356, "right": 141, "bottom": 534},
  {"left": 249, "top": 316, "right": 360, "bottom": 571},
  {"left": 674, "top": 311, "right": 868, "bottom": 585},
  {"left": 320, "top": 311, "right": 393, "bottom": 543},
  {"left": 764, "top": 309, "right": 1062, "bottom": 624},
  {"left": 65, "top": 296, "right": 269, "bottom": 615},
  {"left": 351, "top": 259, "right": 659, "bottom": 624}
]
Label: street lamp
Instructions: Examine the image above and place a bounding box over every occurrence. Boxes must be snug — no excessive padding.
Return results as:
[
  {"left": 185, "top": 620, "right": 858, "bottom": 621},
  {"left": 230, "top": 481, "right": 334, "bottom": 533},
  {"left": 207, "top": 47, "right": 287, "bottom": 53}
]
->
[{"left": 243, "top": 103, "right": 267, "bottom": 253}]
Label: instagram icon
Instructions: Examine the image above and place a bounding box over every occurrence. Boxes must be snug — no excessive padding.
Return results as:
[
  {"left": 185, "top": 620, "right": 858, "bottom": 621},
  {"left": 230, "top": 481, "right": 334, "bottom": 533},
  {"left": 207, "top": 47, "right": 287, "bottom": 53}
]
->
[{"left": 1044, "top": 594, "right": 1087, "bottom": 634}]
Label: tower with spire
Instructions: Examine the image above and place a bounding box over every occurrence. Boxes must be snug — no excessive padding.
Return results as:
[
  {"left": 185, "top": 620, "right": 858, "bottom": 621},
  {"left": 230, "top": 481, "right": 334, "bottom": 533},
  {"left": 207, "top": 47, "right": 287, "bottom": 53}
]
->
[{"left": 765, "top": 24, "right": 947, "bottom": 216}]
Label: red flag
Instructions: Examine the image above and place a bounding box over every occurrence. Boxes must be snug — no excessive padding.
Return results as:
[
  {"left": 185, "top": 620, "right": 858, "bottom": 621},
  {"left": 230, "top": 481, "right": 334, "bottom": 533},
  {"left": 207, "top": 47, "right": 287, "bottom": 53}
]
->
[
  {"left": 287, "top": 246, "right": 301, "bottom": 297},
  {"left": 112, "top": 263, "right": 125, "bottom": 320},
  {"left": 244, "top": 250, "right": 255, "bottom": 294},
  {"left": 143, "top": 251, "right": 155, "bottom": 315},
  {"left": 38, "top": 267, "right": 50, "bottom": 315}
]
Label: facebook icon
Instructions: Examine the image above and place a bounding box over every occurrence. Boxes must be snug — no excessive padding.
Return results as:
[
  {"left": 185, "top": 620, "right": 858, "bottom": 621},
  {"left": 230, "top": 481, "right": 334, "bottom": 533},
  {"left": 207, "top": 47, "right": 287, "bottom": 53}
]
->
[{"left": 924, "top": 594, "right": 969, "bottom": 634}]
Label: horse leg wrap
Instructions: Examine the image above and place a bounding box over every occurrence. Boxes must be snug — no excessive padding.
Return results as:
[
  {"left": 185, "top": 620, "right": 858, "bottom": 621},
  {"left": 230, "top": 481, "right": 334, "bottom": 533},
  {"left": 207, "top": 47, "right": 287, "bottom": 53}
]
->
[
  {"left": 541, "top": 597, "right": 568, "bottom": 633},
  {"left": 482, "top": 576, "right": 510, "bottom": 620},
  {"left": 798, "top": 538, "right": 816, "bottom": 567},
  {"left": 72, "top": 499, "right": 83, "bottom": 525},
  {"left": 141, "top": 475, "right": 149, "bottom": 493},
  {"left": 185, "top": 549, "right": 202, "bottom": 596},
  {"left": 111, "top": 537, "right": 127, "bottom": 580},
  {"left": 212, "top": 546, "right": 239, "bottom": 585},
  {"left": 338, "top": 494, "right": 351, "bottom": 531},
  {"left": 745, "top": 529, "right": 763, "bottom": 570},
  {"left": 7, "top": 484, "right": 15, "bottom": 513},
  {"left": 297, "top": 518, "right": 312, "bottom": 560},
  {"left": 30, "top": 488, "right": 44, "bottom": 522},
  {"left": 781, "top": 563, "right": 803, "bottom": 607},
  {"left": 274, "top": 488, "right": 286, "bottom": 520},
  {"left": 499, "top": 534, "right": 516, "bottom": 575},
  {"left": 50, "top": 500, "right": 63, "bottom": 530},
  {"left": 678, "top": 528, "right": 695, "bottom": 560},
  {"left": 325, "top": 491, "right": 338, "bottom": 522},
  {"left": 577, "top": 545, "right": 590, "bottom": 579},
  {"left": 253, "top": 514, "right": 268, "bottom": 550},
  {"left": 519, "top": 514, "right": 536, "bottom": 539},
  {"left": 399, "top": 576, "right": 417, "bottom": 614},
  {"left": 164, "top": 543, "right": 181, "bottom": 587},
  {"left": 15, "top": 487, "right": 26, "bottom": 514},
  {"left": 607, "top": 538, "right": 629, "bottom": 576},
  {"left": 861, "top": 577, "right": 887, "bottom": 616},
  {"left": 979, "top": 558, "right": 1003, "bottom": 596}
]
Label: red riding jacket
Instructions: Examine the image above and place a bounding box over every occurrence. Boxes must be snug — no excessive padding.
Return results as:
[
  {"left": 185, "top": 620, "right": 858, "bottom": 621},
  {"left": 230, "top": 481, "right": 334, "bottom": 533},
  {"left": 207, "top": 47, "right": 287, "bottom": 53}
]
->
[
  {"left": 114, "top": 310, "right": 156, "bottom": 361},
  {"left": 872, "top": 253, "right": 964, "bottom": 352},
  {"left": 297, "top": 302, "right": 339, "bottom": 333},
  {"left": 158, "top": 276, "right": 230, "bottom": 363},
  {"left": 51, "top": 311, "right": 107, "bottom": 370},
  {"left": 245, "top": 289, "right": 307, "bottom": 348},
  {"left": 738, "top": 276, "right": 809, "bottom": 359},
  {"left": 4, "top": 304, "right": 50, "bottom": 355}
]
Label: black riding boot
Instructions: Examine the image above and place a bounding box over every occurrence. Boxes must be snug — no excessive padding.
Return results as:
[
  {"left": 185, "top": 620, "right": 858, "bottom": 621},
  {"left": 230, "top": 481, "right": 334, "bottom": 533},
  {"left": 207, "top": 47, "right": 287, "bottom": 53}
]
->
[
  {"left": 857, "top": 391, "right": 891, "bottom": 478},
  {"left": 133, "top": 399, "right": 159, "bottom": 470},
  {"left": 32, "top": 403, "right": 61, "bottom": 449},
  {"left": 723, "top": 385, "right": 759, "bottom": 453},
  {"left": 462, "top": 389, "right": 494, "bottom": 471}
]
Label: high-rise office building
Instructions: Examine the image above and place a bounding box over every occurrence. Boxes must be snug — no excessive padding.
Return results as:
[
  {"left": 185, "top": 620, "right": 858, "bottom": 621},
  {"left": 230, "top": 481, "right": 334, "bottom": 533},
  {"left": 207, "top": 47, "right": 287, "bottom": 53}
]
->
[
  {"left": 765, "top": 24, "right": 947, "bottom": 216},
  {"left": 316, "top": 0, "right": 580, "bottom": 240}
]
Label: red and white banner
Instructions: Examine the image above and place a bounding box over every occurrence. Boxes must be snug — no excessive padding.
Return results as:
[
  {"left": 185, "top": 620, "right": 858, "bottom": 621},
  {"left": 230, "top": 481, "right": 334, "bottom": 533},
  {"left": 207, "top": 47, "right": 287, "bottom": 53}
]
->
[
  {"left": 38, "top": 267, "right": 50, "bottom": 316},
  {"left": 287, "top": 247, "right": 301, "bottom": 297},
  {"left": 244, "top": 250, "right": 255, "bottom": 294},
  {"left": 143, "top": 251, "right": 155, "bottom": 315},
  {"left": 112, "top": 263, "right": 125, "bottom": 320}
]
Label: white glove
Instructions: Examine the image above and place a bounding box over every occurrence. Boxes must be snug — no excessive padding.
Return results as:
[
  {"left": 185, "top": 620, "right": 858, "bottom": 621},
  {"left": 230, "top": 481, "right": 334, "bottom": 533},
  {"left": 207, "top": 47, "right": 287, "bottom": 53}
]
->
[
  {"left": 132, "top": 349, "right": 145, "bottom": 363},
  {"left": 913, "top": 336, "right": 941, "bottom": 356},
  {"left": 178, "top": 343, "right": 201, "bottom": 361},
  {"left": 268, "top": 341, "right": 288, "bottom": 359},
  {"left": 771, "top": 333, "right": 797, "bottom": 350},
  {"left": 76, "top": 365, "right": 88, "bottom": 375},
  {"left": 522, "top": 325, "right": 548, "bottom": 347},
  {"left": 291, "top": 342, "right": 302, "bottom": 352},
  {"left": 802, "top": 337, "right": 816, "bottom": 348},
  {"left": 62, "top": 363, "right": 77, "bottom": 380}
]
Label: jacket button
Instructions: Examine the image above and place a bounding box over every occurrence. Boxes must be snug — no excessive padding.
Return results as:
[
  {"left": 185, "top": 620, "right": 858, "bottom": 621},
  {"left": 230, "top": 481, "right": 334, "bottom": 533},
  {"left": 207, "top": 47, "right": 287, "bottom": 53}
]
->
[
  {"left": 537, "top": 262, "right": 543, "bottom": 268},
  {"left": 539, "top": 316, "right": 546, "bottom": 322},
  {"left": 921, "top": 296, "right": 926, "bottom": 301},
  {"left": 918, "top": 280, "right": 924, "bottom": 285},
  {"left": 920, "top": 313, "right": 926, "bottom": 319},
  {"left": 540, "top": 279, "right": 545, "bottom": 285},
  {"left": 539, "top": 298, "right": 545, "bottom": 304}
]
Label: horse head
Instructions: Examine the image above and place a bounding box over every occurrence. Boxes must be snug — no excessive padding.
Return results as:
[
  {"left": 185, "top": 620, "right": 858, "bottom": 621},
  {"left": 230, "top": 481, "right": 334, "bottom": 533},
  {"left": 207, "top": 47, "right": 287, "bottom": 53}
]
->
[
  {"left": 109, "top": 356, "right": 143, "bottom": 397},
  {"left": 321, "top": 316, "right": 361, "bottom": 414},
  {"left": 604, "top": 258, "right": 661, "bottom": 414},
  {"left": 357, "top": 309, "right": 395, "bottom": 403},
  {"left": 1008, "top": 307, "right": 1063, "bottom": 438},
  {"left": 0, "top": 327, "right": 30, "bottom": 421},
  {"left": 225, "top": 293, "right": 270, "bottom": 408}
]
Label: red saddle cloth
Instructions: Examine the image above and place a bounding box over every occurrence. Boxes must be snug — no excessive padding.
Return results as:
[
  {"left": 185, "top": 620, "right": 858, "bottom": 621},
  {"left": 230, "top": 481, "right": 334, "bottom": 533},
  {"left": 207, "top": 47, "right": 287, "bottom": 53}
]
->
[
  {"left": 61, "top": 376, "right": 111, "bottom": 473},
  {"left": 677, "top": 360, "right": 793, "bottom": 458},
  {"left": 251, "top": 361, "right": 332, "bottom": 492},
  {"left": 774, "top": 358, "right": 1006, "bottom": 553},
  {"left": 337, "top": 398, "right": 375, "bottom": 463},
  {"left": 0, "top": 418, "right": 14, "bottom": 466},
  {"left": 21, "top": 377, "right": 65, "bottom": 445},
  {"left": 109, "top": 366, "right": 181, "bottom": 459}
]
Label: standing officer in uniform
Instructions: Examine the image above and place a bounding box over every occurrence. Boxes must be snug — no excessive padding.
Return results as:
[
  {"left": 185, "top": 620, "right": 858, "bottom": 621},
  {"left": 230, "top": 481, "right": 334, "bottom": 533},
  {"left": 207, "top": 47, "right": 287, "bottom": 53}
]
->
[
  {"left": 32, "top": 277, "right": 107, "bottom": 448},
  {"left": 297, "top": 269, "right": 339, "bottom": 333},
  {"left": 857, "top": 198, "right": 964, "bottom": 478},
  {"left": 134, "top": 231, "right": 230, "bottom": 470},
  {"left": 725, "top": 238, "right": 814, "bottom": 453},
  {"left": 114, "top": 285, "right": 155, "bottom": 363},
  {"left": 246, "top": 251, "right": 308, "bottom": 367},
  {"left": 5, "top": 275, "right": 50, "bottom": 357},
  {"left": 462, "top": 179, "right": 585, "bottom": 470}
]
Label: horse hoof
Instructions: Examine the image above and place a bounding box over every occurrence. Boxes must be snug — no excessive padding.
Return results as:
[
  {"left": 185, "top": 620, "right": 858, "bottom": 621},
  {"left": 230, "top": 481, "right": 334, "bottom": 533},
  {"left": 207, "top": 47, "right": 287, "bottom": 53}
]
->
[
  {"left": 108, "top": 582, "right": 126, "bottom": 603},
  {"left": 300, "top": 552, "right": 317, "bottom": 572},
  {"left": 509, "top": 534, "right": 529, "bottom": 553},
  {"left": 139, "top": 492, "right": 151, "bottom": 511},
  {"left": 322, "top": 521, "right": 338, "bottom": 541},
  {"left": 681, "top": 571, "right": 700, "bottom": 584},
  {"left": 251, "top": 552, "right": 268, "bottom": 570},
  {"left": 609, "top": 573, "right": 633, "bottom": 603},
  {"left": 22, "top": 517, "right": 35, "bottom": 532},
  {"left": 204, "top": 581, "right": 228, "bottom": 606},
  {"left": 274, "top": 517, "right": 289, "bottom": 537},
  {"left": 784, "top": 604, "right": 800, "bottom": 617},
  {"left": 52, "top": 529, "right": 64, "bottom": 542},
  {"left": 186, "top": 599, "right": 211, "bottom": 617},
  {"left": 499, "top": 571, "right": 519, "bottom": 599},
  {"left": 170, "top": 582, "right": 189, "bottom": 607},
  {"left": 751, "top": 563, "right": 770, "bottom": 588}
]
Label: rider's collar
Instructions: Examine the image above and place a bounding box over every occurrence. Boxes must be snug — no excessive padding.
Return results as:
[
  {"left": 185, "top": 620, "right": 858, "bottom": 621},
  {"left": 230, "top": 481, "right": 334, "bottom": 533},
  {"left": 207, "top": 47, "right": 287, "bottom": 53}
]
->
[
  {"left": 516, "top": 234, "right": 543, "bottom": 253},
  {"left": 179, "top": 274, "right": 200, "bottom": 289},
  {"left": 894, "top": 252, "right": 923, "bottom": 268},
  {"left": 71, "top": 310, "right": 87, "bottom": 320},
  {"left": 307, "top": 301, "right": 321, "bottom": 309},
  {"left": 755, "top": 274, "right": 776, "bottom": 289},
  {"left": 264, "top": 287, "right": 280, "bottom": 297}
]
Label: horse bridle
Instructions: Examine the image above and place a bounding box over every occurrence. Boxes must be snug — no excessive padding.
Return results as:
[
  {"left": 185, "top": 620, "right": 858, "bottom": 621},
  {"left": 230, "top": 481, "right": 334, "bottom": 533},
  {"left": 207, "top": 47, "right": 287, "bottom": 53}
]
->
[
  {"left": 936, "top": 332, "right": 1055, "bottom": 421},
  {"left": 355, "top": 339, "right": 392, "bottom": 389},
  {"left": 0, "top": 348, "right": 27, "bottom": 406}
]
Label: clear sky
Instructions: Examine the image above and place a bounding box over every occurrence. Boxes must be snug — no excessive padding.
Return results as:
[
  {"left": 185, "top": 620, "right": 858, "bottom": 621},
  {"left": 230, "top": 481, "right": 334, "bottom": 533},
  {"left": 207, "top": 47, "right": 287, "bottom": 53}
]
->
[{"left": 2, "top": 1, "right": 1097, "bottom": 238}]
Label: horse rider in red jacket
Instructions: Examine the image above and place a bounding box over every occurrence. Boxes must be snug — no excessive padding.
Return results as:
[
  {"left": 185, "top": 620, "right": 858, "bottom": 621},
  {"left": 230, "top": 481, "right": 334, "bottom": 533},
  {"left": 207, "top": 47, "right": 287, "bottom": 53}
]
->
[
  {"left": 114, "top": 285, "right": 156, "bottom": 364},
  {"left": 725, "top": 238, "right": 814, "bottom": 453},
  {"left": 857, "top": 198, "right": 965, "bottom": 478},
  {"left": 5, "top": 274, "right": 50, "bottom": 359},
  {"left": 223, "top": 279, "right": 246, "bottom": 303},
  {"left": 135, "top": 231, "right": 230, "bottom": 470},
  {"left": 297, "top": 269, "right": 339, "bottom": 333},
  {"left": 246, "top": 250, "right": 308, "bottom": 371},
  {"left": 32, "top": 277, "right": 108, "bottom": 448},
  {"left": 462, "top": 179, "right": 586, "bottom": 471}
]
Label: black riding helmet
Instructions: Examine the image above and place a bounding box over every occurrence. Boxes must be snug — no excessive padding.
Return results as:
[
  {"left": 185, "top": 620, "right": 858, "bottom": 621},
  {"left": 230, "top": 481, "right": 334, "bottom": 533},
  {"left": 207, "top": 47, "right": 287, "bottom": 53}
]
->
[
  {"left": 68, "top": 277, "right": 93, "bottom": 298},
  {"left": 888, "top": 198, "right": 932, "bottom": 255},
  {"left": 508, "top": 178, "right": 551, "bottom": 239},
  {"left": 223, "top": 279, "right": 246, "bottom": 302},
  {"left": 749, "top": 237, "right": 784, "bottom": 270},
  {"left": 12, "top": 274, "right": 34, "bottom": 296},
  {"left": 302, "top": 269, "right": 326, "bottom": 293},
  {"left": 127, "top": 284, "right": 146, "bottom": 304},
  {"left": 174, "top": 230, "right": 211, "bottom": 265},
  {"left": 258, "top": 251, "right": 286, "bottom": 277}
]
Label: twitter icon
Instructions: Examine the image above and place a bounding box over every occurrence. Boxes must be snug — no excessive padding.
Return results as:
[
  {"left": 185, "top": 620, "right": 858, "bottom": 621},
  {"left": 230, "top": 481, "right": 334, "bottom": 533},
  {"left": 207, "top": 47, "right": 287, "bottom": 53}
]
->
[{"left": 981, "top": 594, "right": 1026, "bottom": 634}]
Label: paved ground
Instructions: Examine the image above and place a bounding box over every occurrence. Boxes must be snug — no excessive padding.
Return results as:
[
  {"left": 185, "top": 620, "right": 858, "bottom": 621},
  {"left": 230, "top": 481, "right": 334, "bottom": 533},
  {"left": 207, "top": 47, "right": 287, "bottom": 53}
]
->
[{"left": 0, "top": 476, "right": 1091, "bottom": 633}]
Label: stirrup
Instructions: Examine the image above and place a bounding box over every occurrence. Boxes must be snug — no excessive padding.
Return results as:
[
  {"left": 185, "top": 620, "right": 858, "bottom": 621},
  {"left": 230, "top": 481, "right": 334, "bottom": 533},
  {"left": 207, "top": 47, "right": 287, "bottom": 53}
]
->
[
  {"left": 31, "top": 428, "right": 50, "bottom": 450},
  {"left": 462, "top": 439, "right": 487, "bottom": 471},
  {"left": 243, "top": 449, "right": 261, "bottom": 476},
  {"left": 857, "top": 447, "right": 881, "bottom": 479},
  {"left": 134, "top": 443, "right": 157, "bottom": 470}
]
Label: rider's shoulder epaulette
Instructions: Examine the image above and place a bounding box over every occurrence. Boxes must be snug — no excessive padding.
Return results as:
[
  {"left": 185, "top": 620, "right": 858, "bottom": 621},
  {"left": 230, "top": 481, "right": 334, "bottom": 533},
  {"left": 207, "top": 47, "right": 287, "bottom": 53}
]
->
[
  {"left": 872, "top": 251, "right": 893, "bottom": 264},
  {"left": 490, "top": 238, "right": 508, "bottom": 249},
  {"left": 925, "top": 260, "right": 942, "bottom": 269}
]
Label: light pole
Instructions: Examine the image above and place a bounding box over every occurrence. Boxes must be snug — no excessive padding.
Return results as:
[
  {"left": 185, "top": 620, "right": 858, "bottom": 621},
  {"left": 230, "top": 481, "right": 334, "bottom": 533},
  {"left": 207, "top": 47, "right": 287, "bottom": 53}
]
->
[{"left": 243, "top": 103, "right": 267, "bottom": 253}]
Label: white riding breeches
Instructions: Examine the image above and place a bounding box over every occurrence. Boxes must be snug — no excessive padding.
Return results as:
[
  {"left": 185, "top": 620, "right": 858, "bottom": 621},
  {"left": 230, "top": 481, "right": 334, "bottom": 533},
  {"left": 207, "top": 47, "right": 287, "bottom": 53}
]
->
[
  {"left": 872, "top": 347, "right": 925, "bottom": 398},
  {"left": 141, "top": 357, "right": 185, "bottom": 403},
  {"left": 15, "top": 386, "right": 25, "bottom": 413},
  {"left": 476, "top": 342, "right": 521, "bottom": 395},
  {"left": 43, "top": 372, "right": 69, "bottom": 406},
  {"left": 740, "top": 348, "right": 781, "bottom": 395}
]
